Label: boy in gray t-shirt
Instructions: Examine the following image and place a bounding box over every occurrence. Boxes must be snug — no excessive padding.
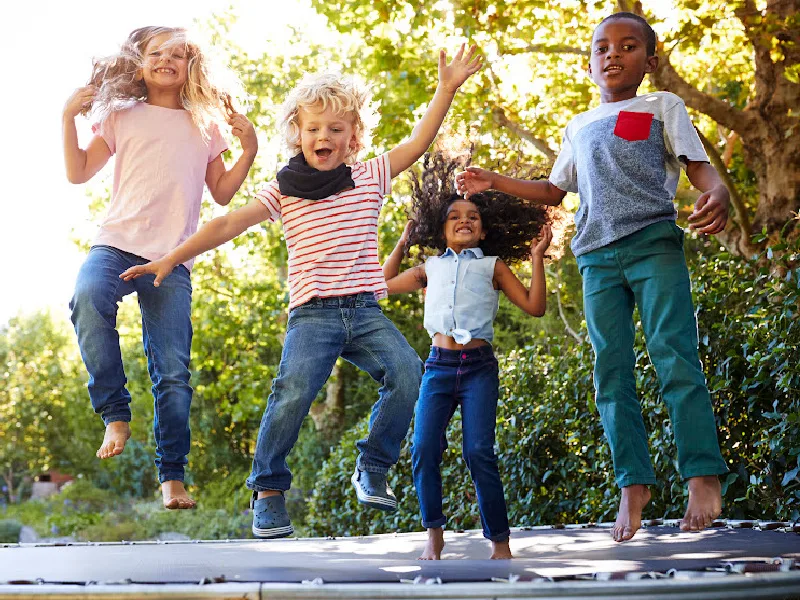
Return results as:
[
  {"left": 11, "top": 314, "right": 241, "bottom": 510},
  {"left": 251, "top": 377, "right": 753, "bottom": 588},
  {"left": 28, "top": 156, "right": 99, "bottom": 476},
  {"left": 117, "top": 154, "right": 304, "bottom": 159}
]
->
[{"left": 457, "top": 12, "right": 730, "bottom": 543}]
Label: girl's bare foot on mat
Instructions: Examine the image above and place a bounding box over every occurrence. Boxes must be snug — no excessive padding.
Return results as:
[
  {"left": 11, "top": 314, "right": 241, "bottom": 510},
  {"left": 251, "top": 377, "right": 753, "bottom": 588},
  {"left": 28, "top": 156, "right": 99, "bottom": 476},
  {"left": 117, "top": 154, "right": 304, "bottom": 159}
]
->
[
  {"left": 491, "top": 539, "right": 513, "bottom": 559},
  {"left": 419, "top": 527, "right": 444, "bottom": 560},
  {"left": 681, "top": 475, "right": 721, "bottom": 531},
  {"left": 613, "top": 484, "right": 651, "bottom": 542},
  {"left": 96, "top": 421, "right": 131, "bottom": 459},
  {"left": 162, "top": 480, "right": 196, "bottom": 510}
]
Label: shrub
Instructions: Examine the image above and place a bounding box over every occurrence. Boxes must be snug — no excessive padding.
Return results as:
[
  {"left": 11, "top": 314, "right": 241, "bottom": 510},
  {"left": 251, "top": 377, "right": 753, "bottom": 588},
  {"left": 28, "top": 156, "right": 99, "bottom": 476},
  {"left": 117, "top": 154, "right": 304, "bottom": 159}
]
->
[{"left": 0, "top": 519, "right": 22, "bottom": 543}]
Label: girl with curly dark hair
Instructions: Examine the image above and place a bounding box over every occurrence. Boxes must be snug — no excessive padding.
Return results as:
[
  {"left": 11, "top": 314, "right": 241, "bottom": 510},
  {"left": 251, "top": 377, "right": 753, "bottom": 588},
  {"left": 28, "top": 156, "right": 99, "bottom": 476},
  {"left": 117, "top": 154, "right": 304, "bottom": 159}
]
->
[{"left": 382, "top": 152, "right": 552, "bottom": 560}]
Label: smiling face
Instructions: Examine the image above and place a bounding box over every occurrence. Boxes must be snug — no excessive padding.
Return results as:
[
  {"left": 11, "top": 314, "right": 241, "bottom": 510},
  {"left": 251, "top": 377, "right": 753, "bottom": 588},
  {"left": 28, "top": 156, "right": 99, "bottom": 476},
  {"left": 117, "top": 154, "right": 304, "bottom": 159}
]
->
[
  {"left": 297, "top": 104, "right": 357, "bottom": 171},
  {"left": 588, "top": 18, "right": 658, "bottom": 103},
  {"left": 140, "top": 32, "right": 189, "bottom": 96},
  {"left": 443, "top": 200, "right": 485, "bottom": 250}
]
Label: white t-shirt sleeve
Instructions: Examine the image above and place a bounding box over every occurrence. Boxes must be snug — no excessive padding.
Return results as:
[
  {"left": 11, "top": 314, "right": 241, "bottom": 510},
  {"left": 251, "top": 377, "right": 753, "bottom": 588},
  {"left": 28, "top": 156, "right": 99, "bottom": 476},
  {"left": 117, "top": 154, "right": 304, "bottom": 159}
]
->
[
  {"left": 255, "top": 180, "right": 282, "bottom": 223},
  {"left": 364, "top": 153, "right": 392, "bottom": 196},
  {"left": 663, "top": 100, "right": 708, "bottom": 166},
  {"left": 549, "top": 128, "right": 577, "bottom": 193}
]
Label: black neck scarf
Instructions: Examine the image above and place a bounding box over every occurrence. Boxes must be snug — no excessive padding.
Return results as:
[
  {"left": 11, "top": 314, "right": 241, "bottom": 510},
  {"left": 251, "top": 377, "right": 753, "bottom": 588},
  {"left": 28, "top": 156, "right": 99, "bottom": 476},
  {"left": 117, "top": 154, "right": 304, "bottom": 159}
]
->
[{"left": 276, "top": 153, "right": 355, "bottom": 200}]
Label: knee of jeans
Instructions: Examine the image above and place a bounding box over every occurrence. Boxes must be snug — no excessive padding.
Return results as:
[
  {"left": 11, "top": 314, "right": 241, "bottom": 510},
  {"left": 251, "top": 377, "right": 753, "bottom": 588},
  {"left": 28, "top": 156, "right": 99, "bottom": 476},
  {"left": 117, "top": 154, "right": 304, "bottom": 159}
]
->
[
  {"left": 463, "top": 441, "right": 496, "bottom": 467},
  {"left": 387, "top": 352, "right": 423, "bottom": 391},
  {"left": 71, "top": 278, "right": 113, "bottom": 321}
]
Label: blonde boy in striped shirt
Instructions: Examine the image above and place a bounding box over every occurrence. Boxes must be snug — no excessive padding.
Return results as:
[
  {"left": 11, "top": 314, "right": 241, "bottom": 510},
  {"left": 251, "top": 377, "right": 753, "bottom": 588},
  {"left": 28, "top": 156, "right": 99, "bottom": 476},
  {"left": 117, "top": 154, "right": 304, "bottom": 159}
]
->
[{"left": 121, "top": 45, "right": 482, "bottom": 538}]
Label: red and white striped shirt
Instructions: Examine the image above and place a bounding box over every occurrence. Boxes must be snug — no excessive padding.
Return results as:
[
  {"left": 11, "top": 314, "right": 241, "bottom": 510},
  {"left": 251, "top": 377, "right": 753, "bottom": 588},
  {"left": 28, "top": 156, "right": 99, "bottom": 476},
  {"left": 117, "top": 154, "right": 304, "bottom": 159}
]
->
[{"left": 256, "top": 154, "right": 391, "bottom": 309}]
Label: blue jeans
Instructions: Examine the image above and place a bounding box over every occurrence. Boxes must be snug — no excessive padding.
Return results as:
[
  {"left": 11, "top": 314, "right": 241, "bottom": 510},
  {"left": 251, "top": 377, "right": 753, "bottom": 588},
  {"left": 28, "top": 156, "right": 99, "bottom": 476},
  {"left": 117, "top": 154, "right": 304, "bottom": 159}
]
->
[
  {"left": 412, "top": 346, "right": 510, "bottom": 542},
  {"left": 70, "top": 245, "right": 193, "bottom": 483},
  {"left": 576, "top": 221, "right": 728, "bottom": 488},
  {"left": 246, "top": 293, "right": 423, "bottom": 492}
]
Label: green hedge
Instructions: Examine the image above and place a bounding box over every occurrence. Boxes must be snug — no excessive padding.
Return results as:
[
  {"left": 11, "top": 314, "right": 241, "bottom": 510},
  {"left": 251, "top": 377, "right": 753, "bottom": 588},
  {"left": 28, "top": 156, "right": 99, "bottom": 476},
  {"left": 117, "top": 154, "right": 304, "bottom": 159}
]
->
[{"left": 305, "top": 235, "right": 800, "bottom": 535}]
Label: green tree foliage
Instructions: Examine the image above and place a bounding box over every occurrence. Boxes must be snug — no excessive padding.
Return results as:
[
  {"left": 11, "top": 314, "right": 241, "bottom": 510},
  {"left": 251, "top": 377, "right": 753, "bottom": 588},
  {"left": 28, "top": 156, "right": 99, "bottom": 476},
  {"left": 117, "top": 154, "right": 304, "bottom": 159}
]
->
[{"left": 312, "top": 0, "right": 799, "bottom": 255}]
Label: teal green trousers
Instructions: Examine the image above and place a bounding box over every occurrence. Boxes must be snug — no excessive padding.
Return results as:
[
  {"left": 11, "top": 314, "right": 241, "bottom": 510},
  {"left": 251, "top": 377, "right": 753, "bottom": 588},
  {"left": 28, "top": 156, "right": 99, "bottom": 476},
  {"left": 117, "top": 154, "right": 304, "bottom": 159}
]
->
[{"left": 576, "top": 221, "right": 727, "bottom": 488}]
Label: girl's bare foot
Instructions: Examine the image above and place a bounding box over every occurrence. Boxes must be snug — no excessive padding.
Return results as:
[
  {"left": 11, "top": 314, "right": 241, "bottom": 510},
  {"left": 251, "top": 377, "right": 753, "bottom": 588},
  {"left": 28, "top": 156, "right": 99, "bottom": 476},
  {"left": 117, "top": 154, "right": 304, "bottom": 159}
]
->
[
  {"left": 613, "top": 484, "right": 651, "bottom": 542},
  {"left": 681, "top": 475, "right": 721, "bottom": 531},
  {"left": 96, "top": 421, "right": 131, "bottom": 459},
  {"left": 162, "top": 480, "right": 196, "bottom": 510},
  {"left": 490, "top": 539, "right": 513, "bottom": 559},
  {"left": 419, "top": 527, "right": 445, "bottom": 560}
]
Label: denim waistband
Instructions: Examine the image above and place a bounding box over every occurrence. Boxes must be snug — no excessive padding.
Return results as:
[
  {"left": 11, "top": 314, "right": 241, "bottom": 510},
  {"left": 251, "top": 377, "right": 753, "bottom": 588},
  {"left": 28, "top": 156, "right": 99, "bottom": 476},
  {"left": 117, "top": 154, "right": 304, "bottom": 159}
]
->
[
  {"left": 427, "top": 345, "right": 495, "bottom": 363},
  {"left": 297, "top": 292, "right": 377, "bottom": 309}
]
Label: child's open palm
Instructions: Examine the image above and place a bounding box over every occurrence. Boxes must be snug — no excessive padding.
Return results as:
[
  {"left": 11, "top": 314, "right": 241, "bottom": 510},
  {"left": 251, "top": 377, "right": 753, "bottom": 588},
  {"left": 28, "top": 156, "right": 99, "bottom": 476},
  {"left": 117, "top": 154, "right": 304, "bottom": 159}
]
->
[
  {"left": 439, "top": 44, "right": 482, "bottom": 93},
  {"left": 120, "top": 258, "right": 175, "bottom": 288}
]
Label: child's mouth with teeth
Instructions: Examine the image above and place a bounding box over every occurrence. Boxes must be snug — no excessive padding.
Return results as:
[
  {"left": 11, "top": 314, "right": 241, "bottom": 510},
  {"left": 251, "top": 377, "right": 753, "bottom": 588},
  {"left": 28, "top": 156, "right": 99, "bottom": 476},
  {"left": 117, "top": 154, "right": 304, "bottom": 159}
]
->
[{"left": 315, "top": 149, "right": 333, "bottom": 158}]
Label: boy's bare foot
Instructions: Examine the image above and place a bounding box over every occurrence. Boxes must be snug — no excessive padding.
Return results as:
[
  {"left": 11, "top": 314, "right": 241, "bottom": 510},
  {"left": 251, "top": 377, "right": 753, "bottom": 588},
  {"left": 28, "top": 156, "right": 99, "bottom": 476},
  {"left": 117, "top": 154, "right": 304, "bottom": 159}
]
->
[
  {"left": 681, "top": 475, "right": 721, "bottom": 531},
  {"left": 96, "top": 421, "right": 131, "bottom": 459},
  {"left": 613, "top": 484, "right": 651, "bottom": 542},
  {"left": 162, "top": 480, "right": 196, "bottom": 510},
  {"left": 491, "top": 539, "right": 513, "bottom": 559},
  {"left": 419, "top": 527, "right": 445, "bottom": 560}
]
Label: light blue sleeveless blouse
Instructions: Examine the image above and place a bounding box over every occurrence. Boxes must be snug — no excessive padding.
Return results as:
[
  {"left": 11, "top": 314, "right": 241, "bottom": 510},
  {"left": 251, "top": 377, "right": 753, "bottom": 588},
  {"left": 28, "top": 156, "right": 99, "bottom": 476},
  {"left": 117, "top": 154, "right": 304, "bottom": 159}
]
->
[{"left": 423, "top": 247, "right": 499, "bottom": 344}]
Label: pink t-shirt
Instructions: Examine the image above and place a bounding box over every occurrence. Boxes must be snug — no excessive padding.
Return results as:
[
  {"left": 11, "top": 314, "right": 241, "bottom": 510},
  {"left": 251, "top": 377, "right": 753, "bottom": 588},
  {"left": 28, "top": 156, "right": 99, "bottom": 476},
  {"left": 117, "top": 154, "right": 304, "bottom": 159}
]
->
[
  {"left": 93, "top": 103, "right": 228, "bottom": 270},
  {"left": 256, "top": 154, "right": 391, "bottom": 309}
]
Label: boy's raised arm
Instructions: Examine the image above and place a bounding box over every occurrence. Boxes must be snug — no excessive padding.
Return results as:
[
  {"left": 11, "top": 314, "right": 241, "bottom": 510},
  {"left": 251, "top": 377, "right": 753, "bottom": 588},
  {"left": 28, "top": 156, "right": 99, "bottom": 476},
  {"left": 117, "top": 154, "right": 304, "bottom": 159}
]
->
[
  {"left": 388, "top": 44, "right": 482, "bottom": 178},
  {"left": 456, "top": 168, "right": 566, "bottom": 206}
]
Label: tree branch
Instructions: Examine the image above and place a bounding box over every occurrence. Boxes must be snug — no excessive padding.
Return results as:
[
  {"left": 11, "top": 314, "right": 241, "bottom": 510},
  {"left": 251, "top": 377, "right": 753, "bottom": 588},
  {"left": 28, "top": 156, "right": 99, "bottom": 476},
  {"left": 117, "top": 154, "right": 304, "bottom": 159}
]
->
[
  {"left": 551, "top": 267, "right": 583, "bottom": 344},
  {"left": 500, "top": 43, "right": 587, "bottom": 57},
  {"left": 649, "top": 54, "right": 759, "bottom": 136},
  {"left": 492, "top": 107, "right": 558, "bottom": 163}
]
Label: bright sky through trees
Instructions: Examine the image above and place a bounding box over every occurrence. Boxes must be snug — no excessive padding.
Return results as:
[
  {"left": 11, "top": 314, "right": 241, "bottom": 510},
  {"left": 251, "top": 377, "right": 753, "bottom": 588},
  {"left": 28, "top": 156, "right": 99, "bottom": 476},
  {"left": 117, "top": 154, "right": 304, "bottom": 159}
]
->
[{"left": 0, "top": 0, "right": 326, "bottom": 325}]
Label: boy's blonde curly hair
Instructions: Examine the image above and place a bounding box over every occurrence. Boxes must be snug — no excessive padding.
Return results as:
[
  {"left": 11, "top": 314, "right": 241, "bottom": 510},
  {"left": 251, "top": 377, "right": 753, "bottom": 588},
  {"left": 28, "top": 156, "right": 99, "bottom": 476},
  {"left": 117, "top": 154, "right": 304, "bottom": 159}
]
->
[{"left": 279, "top": 72, "right": 376, "bottom": 162}]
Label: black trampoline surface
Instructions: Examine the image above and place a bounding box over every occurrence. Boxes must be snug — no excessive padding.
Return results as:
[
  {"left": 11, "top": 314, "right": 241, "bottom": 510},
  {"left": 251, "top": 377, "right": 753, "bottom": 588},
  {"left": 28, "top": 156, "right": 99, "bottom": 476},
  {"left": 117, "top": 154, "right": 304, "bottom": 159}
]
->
[{"left": 2, "top": 522, "right": 799, "bottom": 587}]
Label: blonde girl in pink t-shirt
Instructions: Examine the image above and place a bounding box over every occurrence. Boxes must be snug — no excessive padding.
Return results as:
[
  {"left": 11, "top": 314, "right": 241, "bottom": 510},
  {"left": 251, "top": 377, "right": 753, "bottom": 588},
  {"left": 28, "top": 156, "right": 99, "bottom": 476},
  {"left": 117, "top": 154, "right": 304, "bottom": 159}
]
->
[{"left": 62, "top": 26, "right": 257, "bottom": 509}]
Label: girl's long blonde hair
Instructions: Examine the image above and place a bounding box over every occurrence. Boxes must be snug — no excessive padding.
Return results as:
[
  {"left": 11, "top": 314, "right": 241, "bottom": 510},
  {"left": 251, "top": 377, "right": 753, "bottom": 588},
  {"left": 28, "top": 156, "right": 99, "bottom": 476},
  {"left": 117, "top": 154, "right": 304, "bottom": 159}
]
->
[{"left": 86, "top": 26, "right": 242, "bottom": 136}]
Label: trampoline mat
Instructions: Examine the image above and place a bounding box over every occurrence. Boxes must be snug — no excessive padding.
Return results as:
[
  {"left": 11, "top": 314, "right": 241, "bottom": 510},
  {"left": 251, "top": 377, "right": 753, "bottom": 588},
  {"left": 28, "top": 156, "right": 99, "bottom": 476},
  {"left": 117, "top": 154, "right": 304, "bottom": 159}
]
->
[{"left": 1, "top": 524, "right": 799, "bottom": 585}]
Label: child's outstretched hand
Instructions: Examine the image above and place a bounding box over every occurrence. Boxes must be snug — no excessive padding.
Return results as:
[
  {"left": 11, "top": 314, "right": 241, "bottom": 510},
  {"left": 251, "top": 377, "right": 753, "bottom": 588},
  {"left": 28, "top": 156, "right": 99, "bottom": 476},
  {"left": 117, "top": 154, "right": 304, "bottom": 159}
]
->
[
  {"left": 119, "top": 258, "right": 175, "bottom": 288},
  {"left": 438, "top": 43, "right": 482, "bottom": 94},
  {"left": 688, "top": 184, "right": 729, "bottom": 235},
  {"left": 531, "top": 225, "right": 553, "bottom": 259},
  {"left": 228, "top": 112, "right": 258, "bottom": 156},
  {"left": 456, "top": 167, "right": 494, "bottom": 199}
]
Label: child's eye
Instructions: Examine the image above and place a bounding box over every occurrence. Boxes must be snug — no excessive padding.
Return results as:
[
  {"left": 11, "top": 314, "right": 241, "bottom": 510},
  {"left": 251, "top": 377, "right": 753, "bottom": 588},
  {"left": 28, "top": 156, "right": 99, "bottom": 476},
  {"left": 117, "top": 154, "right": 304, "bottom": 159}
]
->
[
  {"left": 594, "top": 46, "right": 607, "bottom": 54},
  {"left": 149, "top": 51, "right": 161, "bottom": 57},
  {"left": 623, "top": 44, "right": 635, "bottom": 51}
]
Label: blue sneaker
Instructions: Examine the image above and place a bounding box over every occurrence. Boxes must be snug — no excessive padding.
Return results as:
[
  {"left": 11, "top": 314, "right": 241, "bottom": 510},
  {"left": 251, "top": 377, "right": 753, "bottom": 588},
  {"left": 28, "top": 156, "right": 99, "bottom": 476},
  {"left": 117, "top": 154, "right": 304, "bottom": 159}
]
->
[
  {"left": 251, "top": 491, "right": 294, "bottom": 539},
  {"left": 351, "top": 467, "right": 398, "bottom": 512}
]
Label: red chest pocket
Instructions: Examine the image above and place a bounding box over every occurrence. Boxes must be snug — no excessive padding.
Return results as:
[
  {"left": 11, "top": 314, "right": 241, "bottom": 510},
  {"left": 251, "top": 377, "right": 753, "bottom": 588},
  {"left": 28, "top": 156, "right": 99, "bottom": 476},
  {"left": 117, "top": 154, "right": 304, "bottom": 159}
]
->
[{"left": 613, "top": 111, "right": 654, "bottom": 141}]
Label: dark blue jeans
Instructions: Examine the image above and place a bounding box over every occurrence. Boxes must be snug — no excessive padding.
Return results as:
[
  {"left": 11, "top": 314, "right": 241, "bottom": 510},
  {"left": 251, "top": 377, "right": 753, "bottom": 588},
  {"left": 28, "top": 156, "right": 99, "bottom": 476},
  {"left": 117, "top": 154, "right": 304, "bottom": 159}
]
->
[
  {"left": 246, "top": 293, "right": 423, "bottom": 492},
  {"left": 412, "top": 345, "right": 510, "bottom": 542},
  {"left": 70, "top": 245, "right": 193, "bottom": 483}
]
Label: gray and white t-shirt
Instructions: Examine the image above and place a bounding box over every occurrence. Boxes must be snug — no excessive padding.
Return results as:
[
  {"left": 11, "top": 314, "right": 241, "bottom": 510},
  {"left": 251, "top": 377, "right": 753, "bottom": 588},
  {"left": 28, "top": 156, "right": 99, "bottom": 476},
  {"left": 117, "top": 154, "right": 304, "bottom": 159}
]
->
[{"left": 549, "top": 92, "right": 708, "bottom": 257}]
